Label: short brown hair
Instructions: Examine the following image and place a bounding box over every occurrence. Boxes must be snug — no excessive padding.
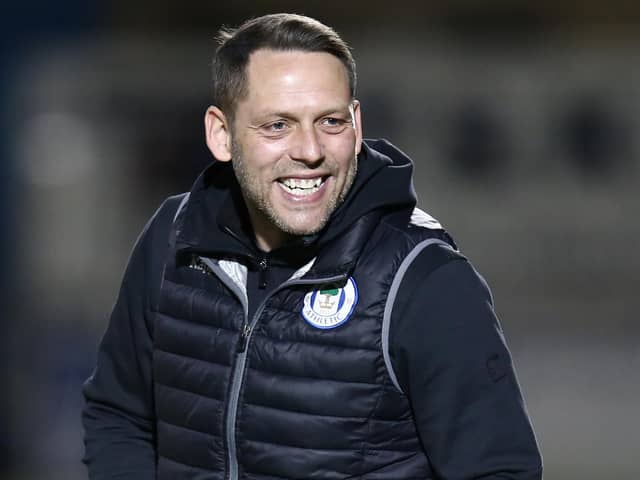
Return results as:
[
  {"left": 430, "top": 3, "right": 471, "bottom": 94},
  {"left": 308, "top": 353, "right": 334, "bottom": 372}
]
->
[{"left": 212, "top": 13, "right": 356, "bottom": 120}]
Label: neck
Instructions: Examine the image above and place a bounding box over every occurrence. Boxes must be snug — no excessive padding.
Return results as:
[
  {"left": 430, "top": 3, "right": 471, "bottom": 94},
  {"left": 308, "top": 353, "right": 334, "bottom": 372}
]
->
[
  {"left": 254, "top": 229, "right": 289, "bottom": 253},
  {"left": 246, "top": 209, "right": 292, "bottom": 253}
]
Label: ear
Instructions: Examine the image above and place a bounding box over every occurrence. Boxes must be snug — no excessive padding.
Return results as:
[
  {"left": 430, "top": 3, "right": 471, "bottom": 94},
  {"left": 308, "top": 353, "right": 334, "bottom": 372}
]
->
[
  {"left": 351, "top": 100, "right": 363, "bottom": 155},
  {"left": 204, "top": 106, "right": 232, "bottom": 162}
]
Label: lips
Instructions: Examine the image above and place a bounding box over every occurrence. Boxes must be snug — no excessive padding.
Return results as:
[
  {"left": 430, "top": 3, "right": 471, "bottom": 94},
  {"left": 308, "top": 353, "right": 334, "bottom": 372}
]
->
[{"left": 277, "top": 176, "right": 327, "bottom": 196}]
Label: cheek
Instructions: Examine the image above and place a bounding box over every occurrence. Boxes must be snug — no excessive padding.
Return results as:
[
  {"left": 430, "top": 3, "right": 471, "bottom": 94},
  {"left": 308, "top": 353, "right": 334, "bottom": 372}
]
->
[
  {"left": 243, "top": 139, "right": 288, "bottom": 169},
  {"left": 330, "top": 141, "right": 357, "bottom": 172},
  {"left": 325, "top": 128, "right": 357, "bottom": 155}
]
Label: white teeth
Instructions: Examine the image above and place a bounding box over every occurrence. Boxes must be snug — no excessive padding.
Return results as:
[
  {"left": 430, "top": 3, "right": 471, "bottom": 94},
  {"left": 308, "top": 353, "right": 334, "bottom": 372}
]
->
[
  {"left": 282, "top": 177, "right": 322, "bottom": 189},
  {"left": 279, "top": 177, "right": 324, "bottom": 195}
]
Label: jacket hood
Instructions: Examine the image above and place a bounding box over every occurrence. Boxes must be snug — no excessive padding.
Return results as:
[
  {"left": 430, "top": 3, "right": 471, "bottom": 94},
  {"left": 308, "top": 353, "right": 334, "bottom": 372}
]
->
[
  {"left": 319, "top": 138, "right": 417, "bottom": 246},
  {"left": 175, "top": 139, "right": 418, "bottom": 260}
]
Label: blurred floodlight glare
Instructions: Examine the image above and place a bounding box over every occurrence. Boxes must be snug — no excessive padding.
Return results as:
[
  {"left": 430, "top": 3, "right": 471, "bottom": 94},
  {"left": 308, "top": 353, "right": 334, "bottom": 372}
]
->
[{"left": 17, "top": 111, "right": 97, "bottom": 187}]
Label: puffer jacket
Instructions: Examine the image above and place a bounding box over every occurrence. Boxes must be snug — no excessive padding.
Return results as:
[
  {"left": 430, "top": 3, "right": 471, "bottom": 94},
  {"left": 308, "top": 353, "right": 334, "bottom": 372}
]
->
[{"left": 83, "top": 140, "right": 542, "bottom": 480}]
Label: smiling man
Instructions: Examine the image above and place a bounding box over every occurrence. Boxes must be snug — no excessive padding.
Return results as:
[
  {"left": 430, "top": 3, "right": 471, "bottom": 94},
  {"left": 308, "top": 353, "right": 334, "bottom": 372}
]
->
[
  {"left": 82, "top": 14, "right": 542, "bottom": 480},
  {"left": 206, "top": 48, "right": 361, "bottom": 249}
]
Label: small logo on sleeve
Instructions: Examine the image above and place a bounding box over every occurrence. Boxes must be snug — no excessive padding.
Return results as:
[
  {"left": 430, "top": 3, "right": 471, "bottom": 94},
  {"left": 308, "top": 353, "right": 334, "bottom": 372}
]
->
[{"left": 302, "top": 277, "right": 358, "bottom": 329}]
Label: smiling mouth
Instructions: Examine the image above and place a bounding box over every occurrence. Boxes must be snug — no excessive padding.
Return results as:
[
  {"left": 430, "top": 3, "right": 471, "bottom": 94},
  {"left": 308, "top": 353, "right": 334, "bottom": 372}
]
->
[{"left": 277, "top": 176, "right": 327, "bottom": 196}]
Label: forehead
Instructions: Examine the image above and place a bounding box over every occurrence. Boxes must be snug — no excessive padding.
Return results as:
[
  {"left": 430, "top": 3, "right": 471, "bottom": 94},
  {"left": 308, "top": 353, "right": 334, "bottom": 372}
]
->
[{"left": 240, "top": 49, "right": 351, "bottom": 111}]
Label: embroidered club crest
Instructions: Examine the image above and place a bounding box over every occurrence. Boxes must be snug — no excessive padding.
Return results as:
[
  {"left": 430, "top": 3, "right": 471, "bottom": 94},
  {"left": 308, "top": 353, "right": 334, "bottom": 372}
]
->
[{"left": 302, "top": 277, "right": 358, "bottom": 329}]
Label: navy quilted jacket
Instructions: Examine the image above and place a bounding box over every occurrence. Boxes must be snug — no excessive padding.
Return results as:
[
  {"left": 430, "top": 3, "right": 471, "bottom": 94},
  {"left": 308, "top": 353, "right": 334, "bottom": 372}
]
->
[{"left": 82, "top": 140, "right": 542, "bottom": 479}]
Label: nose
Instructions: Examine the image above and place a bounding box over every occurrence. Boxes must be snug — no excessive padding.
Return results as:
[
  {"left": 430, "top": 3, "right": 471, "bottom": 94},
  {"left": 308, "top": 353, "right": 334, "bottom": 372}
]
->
[{"left": 289, "top": 125, "right": 324, "bottom": 165}]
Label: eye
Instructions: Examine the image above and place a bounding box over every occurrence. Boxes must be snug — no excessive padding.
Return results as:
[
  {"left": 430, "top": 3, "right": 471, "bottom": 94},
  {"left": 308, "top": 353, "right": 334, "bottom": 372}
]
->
[
  {"left": 260, "top": 120, "right": 290, "bottom": 137},
  {"left": 322, "top": 117, "right": 343, "bottom": 127},
  {"left": 320, "top": 117, "right": 350, "bottom": 133},
  {"left": 269, "top": 121, "right": 287, "bottom": 131}
]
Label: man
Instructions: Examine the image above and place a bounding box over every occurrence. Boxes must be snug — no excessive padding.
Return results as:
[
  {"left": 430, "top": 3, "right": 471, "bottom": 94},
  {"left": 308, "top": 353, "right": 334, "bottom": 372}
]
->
[{"left": 82, "top": 13, "right": 542, "bottom": 480}]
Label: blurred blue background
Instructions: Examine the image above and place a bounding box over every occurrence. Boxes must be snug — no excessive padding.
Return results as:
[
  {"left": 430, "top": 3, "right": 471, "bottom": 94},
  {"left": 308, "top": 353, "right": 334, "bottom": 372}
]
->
[{"left": 2, "top": 1, "right": 639, "bottom": 479}]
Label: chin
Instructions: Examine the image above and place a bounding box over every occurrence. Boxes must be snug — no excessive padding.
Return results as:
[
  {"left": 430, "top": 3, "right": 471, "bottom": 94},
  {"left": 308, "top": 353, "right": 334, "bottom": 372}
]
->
[
  {"left": 269, "top": 208, "right": 326, "bottom": 236},
  {"left": 277, "top": 216, "right": 328, "bottom": 237},
  {"left": 282, "top": 224, "right": 323, "bottom": 237}
]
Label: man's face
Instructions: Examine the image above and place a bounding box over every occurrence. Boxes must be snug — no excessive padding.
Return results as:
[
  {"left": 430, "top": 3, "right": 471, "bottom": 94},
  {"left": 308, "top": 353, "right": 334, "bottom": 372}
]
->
[{"left": 229, "top": 49, "right": 362, "bottom": 249}]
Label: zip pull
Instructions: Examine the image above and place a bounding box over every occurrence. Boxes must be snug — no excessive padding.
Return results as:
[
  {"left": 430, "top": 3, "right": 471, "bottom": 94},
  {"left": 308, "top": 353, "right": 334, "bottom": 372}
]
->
[
  {"left": 237, "top": 323, "right": 251, "bottom": 352},
  {"left": 258, "top": 256, "right": 268, "bottom": 289}
]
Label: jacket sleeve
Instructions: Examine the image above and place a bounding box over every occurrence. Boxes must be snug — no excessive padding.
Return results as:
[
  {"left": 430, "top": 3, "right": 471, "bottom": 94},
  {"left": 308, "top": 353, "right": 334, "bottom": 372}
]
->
[
  {"left": 82, "top": 197, "right": 180, "bottom": 480},
  {"left": 389, "top": 246, "right": 543, "bottom": 480}
]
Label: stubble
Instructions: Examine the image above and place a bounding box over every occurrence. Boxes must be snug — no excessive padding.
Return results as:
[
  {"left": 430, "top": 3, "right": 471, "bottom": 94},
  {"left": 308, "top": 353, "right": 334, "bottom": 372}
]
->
[{"left": 230, "top": 138, "right": 357, "bottom": 237}]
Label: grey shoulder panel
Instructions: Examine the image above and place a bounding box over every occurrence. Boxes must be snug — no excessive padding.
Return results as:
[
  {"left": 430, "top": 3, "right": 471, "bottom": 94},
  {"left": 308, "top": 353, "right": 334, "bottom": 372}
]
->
[{"left": 381, "top": 238, "right": 454, "bottom": 393}]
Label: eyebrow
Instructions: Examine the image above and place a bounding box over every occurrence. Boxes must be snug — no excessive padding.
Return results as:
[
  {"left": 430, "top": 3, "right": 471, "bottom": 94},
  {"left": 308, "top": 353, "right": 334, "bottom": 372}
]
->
[{"left": 253, "top": 105, "right": 351, "bottom": 122}]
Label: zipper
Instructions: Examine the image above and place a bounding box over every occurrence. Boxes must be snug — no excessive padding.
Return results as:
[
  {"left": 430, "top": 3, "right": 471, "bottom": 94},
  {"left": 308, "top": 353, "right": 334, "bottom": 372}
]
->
[
  {"left": 219, "top": 267, "right": 348, "bottom": 480},
  {"left": 257, "top": 256, "right": 268, "bottom": 289},
  {"left": 188, "top": 255, "right": 214, "bottom": 275},
  {"left": 237, "top": 323, "right": 251, "bottom": 352}
]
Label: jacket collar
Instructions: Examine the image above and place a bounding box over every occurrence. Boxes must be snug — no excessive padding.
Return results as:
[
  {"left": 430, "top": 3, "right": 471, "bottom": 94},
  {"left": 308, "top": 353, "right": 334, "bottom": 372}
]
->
[{"left": 174, "top": 140, "right": 416, "bottom": 276}]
